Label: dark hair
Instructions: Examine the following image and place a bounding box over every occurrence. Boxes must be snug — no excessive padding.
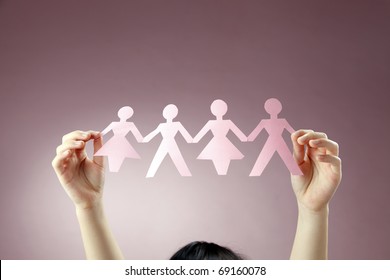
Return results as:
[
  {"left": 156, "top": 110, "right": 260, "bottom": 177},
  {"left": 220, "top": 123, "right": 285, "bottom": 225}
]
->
[{"left": 170, "top": 241, "right": 243, "bottom": 260}]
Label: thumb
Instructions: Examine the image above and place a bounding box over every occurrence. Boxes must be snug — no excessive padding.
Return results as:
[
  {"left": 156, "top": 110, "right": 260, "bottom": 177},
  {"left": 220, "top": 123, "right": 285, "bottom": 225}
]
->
[
  {"left": 92, "top": 132, "right": 104, "bottom": 167},
  {"left": 291, "top": 130, "right": 305, "bottom": 165}
]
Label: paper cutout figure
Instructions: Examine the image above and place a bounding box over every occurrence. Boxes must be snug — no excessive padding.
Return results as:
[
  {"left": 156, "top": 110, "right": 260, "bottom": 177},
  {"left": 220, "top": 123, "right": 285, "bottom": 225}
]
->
[
  {"left": 248, "top": 98, "right": 303, "bottom": 176},
  {"left": 193, "top": 99, "right": 247, "bottom": 175},
  {"left": 143, "top": 104, "right": 193, "bottom": 178},
  {"left": 94, "top": 106, "right": 143, "bottom": 172}
]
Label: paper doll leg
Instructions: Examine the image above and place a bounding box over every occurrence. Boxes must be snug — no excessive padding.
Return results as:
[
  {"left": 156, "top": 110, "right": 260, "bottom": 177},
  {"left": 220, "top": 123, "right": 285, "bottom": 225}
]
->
[
  {"left": 108, "top": 156, "right": 125, "bottom": 172},
  {"left": 250, "top": 143, "right": 276, "bottom": 176},
  {"left": 212, "top": 159, "right": 230, "bottom": 175},
  {"left": 169, "top": 145, "right": 192, "bottom": 177},
  {"left": 277, "top": 143, "right": 303, "bottom": 175},
  {"left": 146, "top": 148, "right": 168, "bottom": 178}
]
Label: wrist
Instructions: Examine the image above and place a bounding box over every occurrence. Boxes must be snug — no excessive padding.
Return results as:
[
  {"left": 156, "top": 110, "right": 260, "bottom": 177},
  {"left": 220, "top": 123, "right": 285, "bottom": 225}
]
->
[
  {"left": 76, "top": 201, "right": 104, "bottom": 219},
  {"left": 75, "top": 197, "right": 103, "bottom": 210},
  {"left": 297, "top": 203, "right": 329, "bottom": 220}
]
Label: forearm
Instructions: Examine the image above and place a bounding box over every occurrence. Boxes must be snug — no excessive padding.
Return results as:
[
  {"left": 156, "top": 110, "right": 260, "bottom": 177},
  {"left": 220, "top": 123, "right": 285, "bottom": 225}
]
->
[
  {"left": 76, "top": 202, "right": 124, "bottom": 260},
  {"left": 290, "top": 204, "right": 329, "bottom": 260}
]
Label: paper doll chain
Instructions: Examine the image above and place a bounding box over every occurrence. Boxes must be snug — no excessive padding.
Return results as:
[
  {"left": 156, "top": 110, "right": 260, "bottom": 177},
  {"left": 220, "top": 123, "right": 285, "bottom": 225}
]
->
[{"left": 94, "top": 99, "right": 302, "bottom": 177}]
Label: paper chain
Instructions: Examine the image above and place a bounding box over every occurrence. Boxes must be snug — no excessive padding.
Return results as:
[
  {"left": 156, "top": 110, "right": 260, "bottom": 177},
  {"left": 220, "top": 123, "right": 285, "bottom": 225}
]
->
[{"left": 94, "top": 98, "right": 303, "bottom": 177}]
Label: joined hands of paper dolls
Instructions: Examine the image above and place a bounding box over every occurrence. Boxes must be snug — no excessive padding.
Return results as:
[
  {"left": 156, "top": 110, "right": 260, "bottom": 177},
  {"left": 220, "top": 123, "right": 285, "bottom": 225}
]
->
[{"left": 91, "top": 99, "right": 315, "bottom": 176}]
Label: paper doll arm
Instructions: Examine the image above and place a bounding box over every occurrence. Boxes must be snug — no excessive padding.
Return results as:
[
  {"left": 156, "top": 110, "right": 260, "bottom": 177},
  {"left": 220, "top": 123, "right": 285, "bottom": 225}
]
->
[
  {"left": 100, "top": 123, "right": 114, "bottom": 136},
  {"left": 247, "top": 120, "right": 264, "bottom": 142},
  {"left": 143, "top": 125, "right": 161, "bottom": 143},
  {"left": 52, "top": 130, "right": 124, "bottom": 259},
  {"left": 130, "top": 123, "right": 144, "bottom": 142},
  {"left": 283, "top": 119, "right": 295, "bottom": 134},
  {"left": 192, "top": 121, "right": 211, "bottom": 143},
  {"left": 178, "top": 122, "right": 193, "bottom": 143},
  {"left": 228, "top": 120, "right": 247, "bottom": 142},
  {"left": 289, "top": 130, "right": 342, "bottom": 260}
]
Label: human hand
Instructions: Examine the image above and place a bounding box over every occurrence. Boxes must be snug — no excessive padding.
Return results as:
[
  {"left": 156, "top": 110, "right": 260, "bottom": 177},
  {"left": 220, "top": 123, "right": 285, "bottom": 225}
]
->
[
  {"left": 52, "top": 130, "right": 105, "bottom": 210},
  {"left": 291, "top": 130, "right": 342, "bottom": 213}
]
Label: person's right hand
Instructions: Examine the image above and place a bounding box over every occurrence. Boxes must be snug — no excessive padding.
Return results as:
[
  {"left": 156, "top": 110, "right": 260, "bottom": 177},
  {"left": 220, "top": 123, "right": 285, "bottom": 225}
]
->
[
  {"left": 290, "top": 130, "right": 342, "bottom": 213},
  {"left": 52, "top": 130, "right": 105, "bottom": 210}
]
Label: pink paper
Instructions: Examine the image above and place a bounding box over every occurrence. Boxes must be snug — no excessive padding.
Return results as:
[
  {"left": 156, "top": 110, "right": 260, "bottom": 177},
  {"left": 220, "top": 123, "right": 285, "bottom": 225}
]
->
[
  {"left": 94, "top": 106, "right": 143, "bottom": 172},
  {"left": 143, "top": 104, "right": 192, "bottom": 178},
  {"left": 193, "top": 99, "right": 247, "bottom": 175},
  {"left": 248, "top": 98, "right": 303, "bottom": 176}
]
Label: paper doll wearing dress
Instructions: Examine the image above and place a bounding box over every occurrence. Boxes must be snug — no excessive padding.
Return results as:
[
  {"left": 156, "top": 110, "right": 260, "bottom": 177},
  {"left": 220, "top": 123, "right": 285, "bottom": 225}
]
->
[
  {"left": 94, "top": 106, "right": 143, "bottom": 172},
  {"left": 193, "top": 99, "right": 247, "bottom": 175}
]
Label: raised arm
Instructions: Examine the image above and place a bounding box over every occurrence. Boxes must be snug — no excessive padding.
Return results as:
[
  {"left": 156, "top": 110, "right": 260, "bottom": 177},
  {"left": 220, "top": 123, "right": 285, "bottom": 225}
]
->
[
  {"left": 289, "top": 130, "right": 342, "bottom": 260},
  {"left": 228, "top": 120, "right": 247, "bottom": 142},
  {"left": 247, "top": 120, "right": 264, "bottom": 142},
  {"left": 192, "top": 121, "right": 211, "bottom": 143},
  {"left": 52, "top": 130, "right": 124, "bottom": 260},
  {"left": 143, "top": 124, "right": 161, "bottom": 143},
  {"left": 178, "top": 122, "right": 193, "bottom": 143}
]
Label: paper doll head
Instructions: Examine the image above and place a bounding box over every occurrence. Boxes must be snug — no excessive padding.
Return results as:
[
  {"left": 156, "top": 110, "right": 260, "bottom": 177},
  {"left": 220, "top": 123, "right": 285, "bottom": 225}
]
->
[
  {"left": 210, "top": 99, "right": 228, "bottom": 118},
  {"left": 264, "top": 98, "right": 282, "bottom": 117},
  {"left": 163, "top": 104, "right": 178, "bottom": 121},
  {"left": 118, "top": 106, "right": 134, "bottom": 121}
]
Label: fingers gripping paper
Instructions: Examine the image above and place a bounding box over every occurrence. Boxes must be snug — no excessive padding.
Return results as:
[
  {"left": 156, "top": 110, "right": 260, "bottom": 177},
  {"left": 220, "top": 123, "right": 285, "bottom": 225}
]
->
[{"left": 94, "top": 99, "right": 303, "bottom": 176}]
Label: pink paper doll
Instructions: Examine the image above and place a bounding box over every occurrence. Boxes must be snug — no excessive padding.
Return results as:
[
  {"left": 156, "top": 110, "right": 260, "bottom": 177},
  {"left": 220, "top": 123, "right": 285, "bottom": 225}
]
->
[
  {"left": 193, "top": 99, "right": 247, "bottom": 175},
  {"left": 143, "top": 104, "right": 193, "bottom": 178},
  {"left": 248, "top": 98, "right": 303, "bottom": 176},
  {"left": 94, "top": 106, "right": 143, "bottom": 172}
]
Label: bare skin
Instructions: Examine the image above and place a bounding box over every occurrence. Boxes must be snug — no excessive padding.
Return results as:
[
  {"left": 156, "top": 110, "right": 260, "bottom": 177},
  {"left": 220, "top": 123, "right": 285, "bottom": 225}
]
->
[
  {"left": 52, "top": 129, "right": 341, "bottom": 260},
  {"left": 290, "top": 130, "right": 342, "bottom": 259},
  {"left": 52, "top": 130, "right": 123, "bottom": 259}
]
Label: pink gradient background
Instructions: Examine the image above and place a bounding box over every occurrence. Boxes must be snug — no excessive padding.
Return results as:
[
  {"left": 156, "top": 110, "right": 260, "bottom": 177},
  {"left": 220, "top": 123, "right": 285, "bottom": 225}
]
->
[{"left": 1, "top": 0, "right": 389, "bottom": 259}]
